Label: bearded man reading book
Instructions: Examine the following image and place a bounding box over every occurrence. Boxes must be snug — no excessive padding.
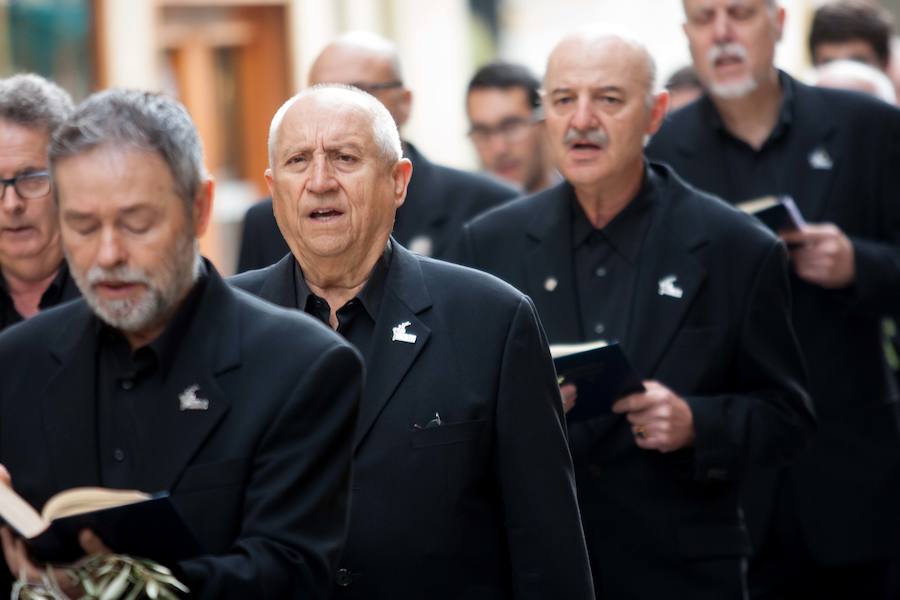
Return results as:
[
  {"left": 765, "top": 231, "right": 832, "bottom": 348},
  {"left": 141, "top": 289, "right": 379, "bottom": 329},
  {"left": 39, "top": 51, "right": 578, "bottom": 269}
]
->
[{"left": 0, "top": 90, "right": 362, "bottom": 599}]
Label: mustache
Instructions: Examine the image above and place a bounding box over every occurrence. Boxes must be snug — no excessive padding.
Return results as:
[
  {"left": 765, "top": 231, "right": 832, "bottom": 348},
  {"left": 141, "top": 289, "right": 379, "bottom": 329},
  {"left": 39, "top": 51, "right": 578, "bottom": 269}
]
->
[
  {"left": 563, "top": 128, "right": 609, "bottom": 148},
  {"left": 708, "top": 42, "right": 748, "bottom": 65},
  {"left": 86, "top": 265, "right": 152, "bottom": 286}
]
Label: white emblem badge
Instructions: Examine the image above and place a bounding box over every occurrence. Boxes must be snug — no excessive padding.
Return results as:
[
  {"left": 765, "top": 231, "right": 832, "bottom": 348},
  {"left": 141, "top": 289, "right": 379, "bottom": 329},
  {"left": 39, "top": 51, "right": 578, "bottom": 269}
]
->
[
  {"left": 179, "top": 384, "right": 209, "bottom": 411},
  {"left": 408, "top": 236, "right": 434, "bottom": 257},
  {"left": 544, "top": 277, "right": 558, "bottom": 292},
  {"left": 808, "top": 147, "right": 833, "bottom": 170},
  {"left": 391, "top": 321, "right": 417, "bottom": 344},
  {"left": 658, "top": 275, "right": 684, "bottom": 299}
]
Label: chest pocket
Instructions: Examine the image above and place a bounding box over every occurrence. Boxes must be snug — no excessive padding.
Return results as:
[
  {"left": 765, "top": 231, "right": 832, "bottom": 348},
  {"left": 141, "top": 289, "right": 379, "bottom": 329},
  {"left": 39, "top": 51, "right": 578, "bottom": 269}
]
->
[{"left": 411, "top": 419, "right": 487, "bottom": 448}]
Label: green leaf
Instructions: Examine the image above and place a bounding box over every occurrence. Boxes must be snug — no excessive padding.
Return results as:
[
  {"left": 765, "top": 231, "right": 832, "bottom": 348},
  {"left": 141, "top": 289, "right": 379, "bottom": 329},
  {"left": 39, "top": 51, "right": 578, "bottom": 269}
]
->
[{"left": 99, "top": 564, "right": 131, "bottom": 600}]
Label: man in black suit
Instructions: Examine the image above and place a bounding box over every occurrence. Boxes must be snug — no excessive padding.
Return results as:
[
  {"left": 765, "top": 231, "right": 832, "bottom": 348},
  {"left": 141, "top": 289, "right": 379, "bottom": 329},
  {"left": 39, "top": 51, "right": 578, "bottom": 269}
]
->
[
  {"left": 0, "top": 90, "right": 362, "bottom": 599},
  {"left": 646, "top": 1, "right": 900, "bottom": 597},
  {"left": 236, "top": 31, "right": 517, "bottom": 272},
  {"left": 0, "top": 74, "right": 80, "bottom": 332},
  {"left": 231, "top": 84, "right": 594, "bottom": 599},
  {"left": 458, "top": 27, "right": 814, "bottom": 600}
]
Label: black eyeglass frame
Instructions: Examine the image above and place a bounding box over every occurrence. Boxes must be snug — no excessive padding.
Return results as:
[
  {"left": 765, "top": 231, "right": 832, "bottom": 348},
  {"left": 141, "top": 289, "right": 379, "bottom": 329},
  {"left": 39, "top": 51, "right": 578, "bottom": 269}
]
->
[{"left": 0, "top": 170, "right": 52, "bottom": 200}]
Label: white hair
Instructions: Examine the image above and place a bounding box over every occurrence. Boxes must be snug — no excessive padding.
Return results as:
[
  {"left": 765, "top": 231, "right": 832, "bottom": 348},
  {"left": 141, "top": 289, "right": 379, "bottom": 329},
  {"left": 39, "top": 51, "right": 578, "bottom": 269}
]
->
[
  {"left": 813, "top": 59, "right": 897, "bottom": 105},
  {"left": 267, "top": 84, "right": 403, "bottom": 167}
]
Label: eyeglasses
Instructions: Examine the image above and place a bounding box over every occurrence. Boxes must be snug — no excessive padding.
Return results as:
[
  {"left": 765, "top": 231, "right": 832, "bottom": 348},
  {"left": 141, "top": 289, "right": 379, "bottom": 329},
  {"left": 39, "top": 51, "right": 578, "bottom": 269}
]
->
[
  {"left": 0, "top": 171, "right": 51, "bottom": 200},
  {"left": 350, "top": 80, "right": 404, "bottom": 94},
  {"left": 468, "top": 116, "right": 538, "bottom": 147}
]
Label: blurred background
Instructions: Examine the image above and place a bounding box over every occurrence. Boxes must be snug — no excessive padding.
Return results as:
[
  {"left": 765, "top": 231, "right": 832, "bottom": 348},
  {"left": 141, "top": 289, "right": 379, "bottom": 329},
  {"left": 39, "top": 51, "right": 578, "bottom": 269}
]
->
[{"left": 3, "top": 0, "right": 899, "bottom": 273}]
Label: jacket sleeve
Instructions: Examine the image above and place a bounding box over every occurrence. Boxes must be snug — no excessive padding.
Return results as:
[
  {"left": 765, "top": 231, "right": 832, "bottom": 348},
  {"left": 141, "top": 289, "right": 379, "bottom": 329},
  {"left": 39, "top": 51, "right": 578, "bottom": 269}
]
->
[
  {"left": 175, "top": 342, "right": 363, "bottom": 599},
  {"left": 686, "top": 240, "right": 816, "bottom": 482},
  {"left": 495, "top": 296, "right": 595, "bottom": 600}
]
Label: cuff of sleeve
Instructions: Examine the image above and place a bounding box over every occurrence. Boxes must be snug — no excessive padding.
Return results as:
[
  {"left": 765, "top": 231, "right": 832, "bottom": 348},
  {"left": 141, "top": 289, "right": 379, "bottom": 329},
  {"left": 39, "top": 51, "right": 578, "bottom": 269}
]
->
[{"left": 685, "top": 395, "right": 739, "bottom": 483}]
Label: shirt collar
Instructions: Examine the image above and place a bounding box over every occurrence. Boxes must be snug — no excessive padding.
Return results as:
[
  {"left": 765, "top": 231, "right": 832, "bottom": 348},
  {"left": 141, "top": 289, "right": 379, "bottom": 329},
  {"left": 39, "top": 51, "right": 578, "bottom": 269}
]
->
[
  {"left": 293, "top": 240, "right": 393, "bottom": 321},
  {"left": 0, "top": 260, "right": 70, "bottom": 301},
  {"left": 570, "top": 166, "right": 656, "bottom": 264},
  {"left": 701, "top": 69, "right": 795, "bottom": 145}
]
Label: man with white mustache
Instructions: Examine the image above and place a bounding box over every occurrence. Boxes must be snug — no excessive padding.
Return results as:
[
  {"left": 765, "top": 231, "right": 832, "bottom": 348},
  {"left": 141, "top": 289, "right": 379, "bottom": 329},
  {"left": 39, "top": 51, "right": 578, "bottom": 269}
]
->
[
  {"left": 0, "top": 74, "right": 80, "bottom": 332},
  {"left": 647, "top": 1, "right": 900, "bottom": 598},
  {"left": 458, "top": 26, "right": 813, "bottom": 600}
]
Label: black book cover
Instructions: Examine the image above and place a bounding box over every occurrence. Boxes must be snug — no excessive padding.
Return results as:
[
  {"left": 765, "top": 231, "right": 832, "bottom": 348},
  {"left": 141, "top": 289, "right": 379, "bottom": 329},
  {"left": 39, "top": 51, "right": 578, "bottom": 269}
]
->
[
  {"left": 553, "top": 342, "right": 644, "bottom": 422},
  {"left": 737, "top": 195, "right": 806, "bottom": 232},
  {"left": 26, "top": 494, "right": 204, "bottom": 565}
]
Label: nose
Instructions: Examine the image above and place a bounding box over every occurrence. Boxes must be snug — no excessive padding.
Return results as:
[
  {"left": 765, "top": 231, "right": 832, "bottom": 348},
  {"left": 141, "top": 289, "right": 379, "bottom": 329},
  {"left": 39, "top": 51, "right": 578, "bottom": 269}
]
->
[
  {"left": 306, "top": 154, "right": 339, "bottom": 195},
  {"left": 570, "top": 96, "right": 596, "bottom": 131},
  {"left": 0, "top": 183, "right": 25, "bottom": 214},
  {"left": 712, "top": 9, "right": 733, "bottom": 42},
  {"left": 96, "top": 227, "right": 126, "bottom": 269}
]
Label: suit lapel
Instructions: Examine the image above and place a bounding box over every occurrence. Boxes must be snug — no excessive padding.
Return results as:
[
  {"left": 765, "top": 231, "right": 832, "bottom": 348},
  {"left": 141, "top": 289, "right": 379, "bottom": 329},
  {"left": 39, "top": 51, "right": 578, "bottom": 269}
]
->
[
  {"left": 42, "top": 302, "right": 103, "bottom": 490},
  {"left": 355, "top": 244, "right": 431, "bottom": 450},
  {"left": 671, "top": 99, "right": 733, "bottom": 199},
  {"left": 625, "top": 176, "right": 708, "bottom": 377},
  {"left": 523, "top": 183, "right": 582, "bottom": 343},
  {"left": 253, "top": 254, "right": 298, "bottom": 307},
  {"left": 136, "top": 268, "right": 238, "bottom": 492},
  {"left": 783, "top": 80, "right": 838, "bottom": 222}
]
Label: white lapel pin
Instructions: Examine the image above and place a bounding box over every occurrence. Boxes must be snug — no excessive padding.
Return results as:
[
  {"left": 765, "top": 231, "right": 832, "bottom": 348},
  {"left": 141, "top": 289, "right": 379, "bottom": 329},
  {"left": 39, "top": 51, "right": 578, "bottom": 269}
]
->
[
  {"left": 391, "top": 321, "right": 417, "bottom": 344},
  {"left": 658, "top": 275, "right": 684, "bottom": 299},
  {"left": 179, "top": 384, "right": 209, "bottom": 411},
  {"left": 408, "top": 235, "right": 434, "bottom": 257},
  {"left": 808, "top": 147, "right": 833, "bottom": 170},
  {"left": 544, "top": 277, "right": 558, "bottom": 292}
]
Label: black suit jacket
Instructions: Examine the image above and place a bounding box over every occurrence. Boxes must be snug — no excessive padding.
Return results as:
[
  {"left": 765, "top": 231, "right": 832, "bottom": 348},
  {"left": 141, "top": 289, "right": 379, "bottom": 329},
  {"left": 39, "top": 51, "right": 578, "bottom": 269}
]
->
[
  {"left": 230, "top": 243, "right": 595, "bottom": 600},
  {"left": 458, "top": 164, "right": 814, "bottom": 599},
  {"left": 236, "top": 143, "right": 517, "bottom": 272},
  {"left": 0, "top": 263, "right": 362, "bottom": 598},
  {"left": 647, "top": 75, "right": 900, "bottom": 564}
]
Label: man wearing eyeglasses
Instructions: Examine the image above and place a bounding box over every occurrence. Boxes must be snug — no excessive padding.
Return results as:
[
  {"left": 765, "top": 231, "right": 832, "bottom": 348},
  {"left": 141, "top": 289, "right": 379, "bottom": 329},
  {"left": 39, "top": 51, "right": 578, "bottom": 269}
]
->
[
  {"left": 0, "top": 74, "right": 79, "bottom": 332},
  {"left": 236, "top": 32, "right": 517, "bottom": 271},
  {"left": 466, "top": 62, "right": 558, "bottom": 194}
]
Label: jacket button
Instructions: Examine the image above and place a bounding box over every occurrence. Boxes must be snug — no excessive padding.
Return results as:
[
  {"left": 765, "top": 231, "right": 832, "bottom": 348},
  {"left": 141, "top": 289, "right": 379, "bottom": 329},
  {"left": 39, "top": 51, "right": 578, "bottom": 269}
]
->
[{"left": 336, "top": 568, "right": 352, "bottom": 587}]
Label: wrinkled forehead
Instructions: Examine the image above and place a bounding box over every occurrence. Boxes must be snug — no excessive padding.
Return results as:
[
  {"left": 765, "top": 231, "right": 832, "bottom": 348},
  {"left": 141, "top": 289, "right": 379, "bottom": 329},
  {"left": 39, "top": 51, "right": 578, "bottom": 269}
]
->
[
  {"left": 546, "top": 38, "right": 649, "bottom": 92},
  {"left": 278, "top": 97, "right": 375, "bottom": 148}
]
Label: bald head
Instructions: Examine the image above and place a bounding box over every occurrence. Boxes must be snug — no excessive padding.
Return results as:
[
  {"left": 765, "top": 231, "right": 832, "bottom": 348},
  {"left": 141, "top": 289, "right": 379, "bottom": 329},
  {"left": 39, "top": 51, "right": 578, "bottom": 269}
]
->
[
  {"left": 309, "top": 32, "right": 412, "bottom": 127},
  {"left": 268, "top": 85, "right": 402, "bottom": 169}
]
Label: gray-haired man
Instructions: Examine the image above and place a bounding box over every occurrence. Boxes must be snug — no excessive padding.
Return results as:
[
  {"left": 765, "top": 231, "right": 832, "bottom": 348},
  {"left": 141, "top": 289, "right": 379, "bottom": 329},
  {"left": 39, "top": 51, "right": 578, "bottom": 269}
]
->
[
  {"left": 0, "top": 89, "right": 362, "bottom": 599},
  {"left": 0, "top": 74, "right": 79, "bottom": 332}
]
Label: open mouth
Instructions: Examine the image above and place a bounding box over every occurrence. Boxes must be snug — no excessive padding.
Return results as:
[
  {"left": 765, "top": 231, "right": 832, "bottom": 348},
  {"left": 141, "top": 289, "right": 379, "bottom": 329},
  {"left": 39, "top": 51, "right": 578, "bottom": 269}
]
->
[
  {"left": 309, "top": 208, "right": 344, "bottom": 222},
  {"left": 94, "top": 280, "right": 143, "bottom": 299},
  {"left": 714, "top": 55, "right": 744, "bottom": 68}
]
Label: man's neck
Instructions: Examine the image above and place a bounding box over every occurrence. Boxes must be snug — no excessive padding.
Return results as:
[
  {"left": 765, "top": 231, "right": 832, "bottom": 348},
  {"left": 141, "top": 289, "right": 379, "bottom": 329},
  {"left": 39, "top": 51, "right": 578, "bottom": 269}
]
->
[
  {"left": 298, "top": 242, "right": 386, "bottom": 330},
  {"left": 2, "top": 259, "right": 62, "bottom": 320},
  {"left": 573, "top": 161, "right": 644, "bottom": 229},
  {"left": 709, "top": 71, "right": 783, "bottom": 150}
]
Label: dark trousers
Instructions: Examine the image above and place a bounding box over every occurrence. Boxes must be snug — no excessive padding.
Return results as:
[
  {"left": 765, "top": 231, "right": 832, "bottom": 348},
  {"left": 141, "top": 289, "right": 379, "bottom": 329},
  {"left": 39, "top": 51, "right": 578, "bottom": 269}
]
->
[{"left": 748, "top": 482, "right": 892, "bottom": 600}]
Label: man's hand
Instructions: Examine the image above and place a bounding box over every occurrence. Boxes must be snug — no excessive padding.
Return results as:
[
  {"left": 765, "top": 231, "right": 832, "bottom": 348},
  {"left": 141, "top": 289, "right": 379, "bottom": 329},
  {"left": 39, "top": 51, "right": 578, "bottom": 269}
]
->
[
  {"left": 780, "top": 223, "right": 855, "bottom": 289},
  {"left": 612, "top": 381, "right": 695, "bottom": 453},
  {"left": 560, "top": 383, "right": 577, "bottom": 414}
]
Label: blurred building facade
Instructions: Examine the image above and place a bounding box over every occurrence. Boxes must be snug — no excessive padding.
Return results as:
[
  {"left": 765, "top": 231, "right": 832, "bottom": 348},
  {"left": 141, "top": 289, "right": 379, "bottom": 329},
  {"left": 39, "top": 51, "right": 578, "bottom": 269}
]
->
[{"left": 2, "top": 0, "right": 882, "bottom": 273}]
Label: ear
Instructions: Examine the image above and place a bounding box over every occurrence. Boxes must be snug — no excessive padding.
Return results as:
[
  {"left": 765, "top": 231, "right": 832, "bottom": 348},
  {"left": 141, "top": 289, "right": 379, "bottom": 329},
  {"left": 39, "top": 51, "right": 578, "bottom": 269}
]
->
[
  {"left": 192, "top": 177, "right": 215, "bottom": 238},
  {"left": 774, "top": 6, "right": 786, "bottom": 42},
  {"left": 395, "top": 89, "right": 413, "bottom": 129},
  {"left": 391, "top": 158, "right": 413, "bottom": 209},
  {"left": 264, "top": 167, "right": 275, "bottom": 199},
  {"left": 646, "top": 90, "right": 670, "bottom": 135}
]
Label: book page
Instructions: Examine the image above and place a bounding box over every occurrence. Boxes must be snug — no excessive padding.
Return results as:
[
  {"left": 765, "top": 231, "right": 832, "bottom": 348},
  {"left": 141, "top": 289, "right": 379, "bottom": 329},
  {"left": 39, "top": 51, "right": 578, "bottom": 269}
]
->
[
  {"left": 42, "top": 488, "right": 149, "bottom": 522},
  {"left": 736, "top": 196, "right": 779, "bottom": 214},
  {"left": 0, "top": 484, "right": 46, "bottom": 539},
  {"left": 550, "top": 340, "right": 608, "bottom": 360}
]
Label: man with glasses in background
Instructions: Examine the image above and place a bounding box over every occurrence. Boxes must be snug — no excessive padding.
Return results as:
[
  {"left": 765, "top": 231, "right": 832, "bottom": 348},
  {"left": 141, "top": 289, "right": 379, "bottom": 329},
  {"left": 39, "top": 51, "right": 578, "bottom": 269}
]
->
[
  {"left": 466, "top": 61, "right": 558, "bottom": 194},
  {"left": 237, "top": 32, "right": 517, "bottom": 271},
  {"left": 0, "top": 74, "right": 79, "bottom": 332}
]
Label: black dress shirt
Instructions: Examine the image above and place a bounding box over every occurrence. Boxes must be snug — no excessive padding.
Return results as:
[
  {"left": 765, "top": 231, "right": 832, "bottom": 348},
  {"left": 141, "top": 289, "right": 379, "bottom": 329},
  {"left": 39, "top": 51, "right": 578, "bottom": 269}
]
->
[
  {"left": 95, "top": 268, "right": 208, "bottom": 489},
  {"left": 700, "top": 72, "right": 795, "bottom": 203},
  {"left": 293, "top": 244, "right": 391, "bottom": 358},
  {"left": 571, "top": 172, "right": 656, "bottom": 344},
  {"left": 0, "top": 263, "right": 75, "bottom": 332}
]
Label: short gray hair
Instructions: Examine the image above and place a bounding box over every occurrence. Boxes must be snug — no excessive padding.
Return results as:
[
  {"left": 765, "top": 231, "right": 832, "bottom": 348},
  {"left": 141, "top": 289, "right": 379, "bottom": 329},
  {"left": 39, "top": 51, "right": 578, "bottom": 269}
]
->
[
  {"left": 49, "top": 89, "right": 206, "bottom": 213},
  {"left": 0, "top": 73, "right": 74, "bottom": 135},
  {"left": 268, "top": 84, "right": 403, "bottom": 167}
]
